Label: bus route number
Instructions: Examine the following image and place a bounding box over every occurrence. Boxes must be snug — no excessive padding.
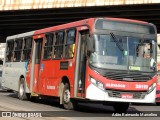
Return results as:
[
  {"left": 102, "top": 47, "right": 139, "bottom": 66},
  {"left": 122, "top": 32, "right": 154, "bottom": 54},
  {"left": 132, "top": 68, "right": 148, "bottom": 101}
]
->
[{"left": 135, "top": 84, "right": 148, "bottom": 89}]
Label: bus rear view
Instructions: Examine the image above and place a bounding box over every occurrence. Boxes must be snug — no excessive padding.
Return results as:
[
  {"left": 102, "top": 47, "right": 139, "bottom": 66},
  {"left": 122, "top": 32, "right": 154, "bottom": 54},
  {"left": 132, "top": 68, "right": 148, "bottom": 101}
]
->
[{"left": 85, "top": 18, "right": 157, "bottom": 112}]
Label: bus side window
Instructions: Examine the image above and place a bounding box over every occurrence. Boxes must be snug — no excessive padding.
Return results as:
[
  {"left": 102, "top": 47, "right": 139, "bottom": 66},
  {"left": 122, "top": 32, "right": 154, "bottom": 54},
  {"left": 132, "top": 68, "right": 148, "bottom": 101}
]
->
[
  {"left": 53, "top": 31, "right": 64, "bottom": 59},
  {"left": 43, "top": 33, "right": 54, "bottom": 60},
  {"left": 6, "top": 40, "right": 14, "bottom": 62},
  {"left": 14, "top": 39, "right": 23, "bottom": 62},
  {"left": 64, "top": 29, "right": 76, "bottom": 58},
  {"left": 22, "top": 37, "right": 32, "bottom": 61}
]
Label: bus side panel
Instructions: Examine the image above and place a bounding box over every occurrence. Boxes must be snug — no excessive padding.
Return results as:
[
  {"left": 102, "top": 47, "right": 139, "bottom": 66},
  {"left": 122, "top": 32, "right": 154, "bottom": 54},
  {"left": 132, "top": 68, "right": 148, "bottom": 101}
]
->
[
  {"left": 2, "top": 62, "right": 29, "bottom": 92},
  {"left": 38, "top": 60, "right": 75, "bottom": 97},
  {"left": 25, "top": 62, "right": 31, "bottom": 90},
  {"left": 57, "top": 60, "right": 75, "bottom": 98},
  {"left": 39, "top": 60, "right": 57, "bottom": 95},
  {"left": 33, "top": 64, "right": 39, "bottom": 93}
]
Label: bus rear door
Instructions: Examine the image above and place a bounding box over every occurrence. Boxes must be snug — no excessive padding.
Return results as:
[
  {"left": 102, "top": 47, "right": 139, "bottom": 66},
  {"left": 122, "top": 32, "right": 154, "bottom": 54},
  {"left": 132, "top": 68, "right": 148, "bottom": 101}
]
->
[{"left": 30, "top": 34, "right": 44, "bottom": 94}]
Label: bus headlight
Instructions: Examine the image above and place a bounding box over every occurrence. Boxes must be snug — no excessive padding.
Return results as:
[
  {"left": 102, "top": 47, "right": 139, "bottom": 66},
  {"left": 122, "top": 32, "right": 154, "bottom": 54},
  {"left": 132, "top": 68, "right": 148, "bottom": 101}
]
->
[
  {"left": 90, "top": 77, "right": 97, "bottom": 85},
  {"left": 90, "top": 77, "right": 104, "bottom": 90},
  {"left": 147, "top": 83, "right": 156, "bottom": 94}
]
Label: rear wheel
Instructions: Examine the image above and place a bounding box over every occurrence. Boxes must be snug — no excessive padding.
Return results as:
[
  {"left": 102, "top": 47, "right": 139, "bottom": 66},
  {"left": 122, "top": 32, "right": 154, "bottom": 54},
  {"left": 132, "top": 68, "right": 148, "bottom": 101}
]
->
[
  {"left": 62, "top": 83, "right": 78, "bottom": 110},
  {"left": 113, "top": 102, "right": 129, "bottom": 113},
  {"left": 18, "top": 78, "right": 29, "bottom": 100}
]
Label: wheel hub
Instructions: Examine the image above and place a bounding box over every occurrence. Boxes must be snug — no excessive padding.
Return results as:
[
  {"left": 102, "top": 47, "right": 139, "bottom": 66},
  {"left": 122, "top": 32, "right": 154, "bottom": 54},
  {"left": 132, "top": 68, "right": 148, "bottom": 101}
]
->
[
  {"left": 19, "top": 84, "right": 24, "bottom": 97},
  {"left": 64, "top": 89, "right": 70, "bottom": 103}
]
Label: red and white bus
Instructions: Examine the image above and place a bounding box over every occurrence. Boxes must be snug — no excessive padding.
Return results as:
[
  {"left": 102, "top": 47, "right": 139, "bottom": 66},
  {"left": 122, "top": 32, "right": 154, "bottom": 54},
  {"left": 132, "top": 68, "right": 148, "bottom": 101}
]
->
[{"left": 2, "top": 17, "right": 157, "bottom": 112}]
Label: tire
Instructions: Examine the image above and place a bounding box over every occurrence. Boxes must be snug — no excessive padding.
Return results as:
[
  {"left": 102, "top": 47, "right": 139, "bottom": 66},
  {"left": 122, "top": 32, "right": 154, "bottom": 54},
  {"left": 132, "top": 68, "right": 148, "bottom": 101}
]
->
[
  {"left": 156, "top": 102, "right": 160, "bottom": 106},
  {"left": 113, "top": 102, "right": 129, "bottom": 113},
  {"left": 29, "top": 96, "right": 37, "bottom": 102},
  {"left": 6, "top": 89, "right": 13, "bottom": 92},
  {"left": 18, "top": 78, "right": 29, "bottom": 100},
  {"left": 62, "top": 83, "right": 78, "bottom": 110}
]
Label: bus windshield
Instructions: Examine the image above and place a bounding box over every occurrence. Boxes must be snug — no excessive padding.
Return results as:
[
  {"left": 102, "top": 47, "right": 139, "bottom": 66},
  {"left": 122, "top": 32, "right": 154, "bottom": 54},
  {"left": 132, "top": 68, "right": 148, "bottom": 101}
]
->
[{"left": 89, "top": 34, "right": 156, "bottom": 72}]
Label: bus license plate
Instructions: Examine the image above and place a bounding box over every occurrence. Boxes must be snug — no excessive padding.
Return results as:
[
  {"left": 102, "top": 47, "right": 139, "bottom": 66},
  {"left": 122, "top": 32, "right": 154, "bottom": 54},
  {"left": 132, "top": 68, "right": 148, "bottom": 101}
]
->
[{"left": 121, "top": 94, "right": 133, "bottom": 99}]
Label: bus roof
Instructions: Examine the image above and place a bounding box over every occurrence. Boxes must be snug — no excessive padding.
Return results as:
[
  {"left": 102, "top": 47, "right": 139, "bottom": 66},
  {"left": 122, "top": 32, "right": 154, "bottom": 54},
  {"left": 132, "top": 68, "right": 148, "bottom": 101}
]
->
[
  {"left": 6, "top": 17, "right": 154, "bottom": 41},
  {"left": 6, "top": 31, "right": 35, "bottom": 41},
  {"left": 34, "top": 18, "right": 94, "bottom": 35},
  {"left": 34, "top": 17, "right": 152, "bottom": 35}
]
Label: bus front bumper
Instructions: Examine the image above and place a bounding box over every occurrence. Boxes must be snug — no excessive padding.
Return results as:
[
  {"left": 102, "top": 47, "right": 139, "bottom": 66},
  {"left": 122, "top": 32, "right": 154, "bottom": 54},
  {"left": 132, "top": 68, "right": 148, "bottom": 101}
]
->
[{"left": 86, "top": 84, "right": 156, "bottom": 103}]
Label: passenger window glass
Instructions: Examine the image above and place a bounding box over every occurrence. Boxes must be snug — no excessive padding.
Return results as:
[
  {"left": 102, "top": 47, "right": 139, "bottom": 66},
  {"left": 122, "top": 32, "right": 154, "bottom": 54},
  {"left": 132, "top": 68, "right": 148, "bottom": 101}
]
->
[
  {"left": 53, "top": 31, "right": 64, "bottom": 59},
  {"left": 14, "top": 39, "right": 23, "bottom": 62},
  {"left": 64, "top": 29, "right": 76, "bottom": 58},
  {"left": 6, "top": 40, "right": 14, "bottom": 62},
  {"left": 43, "top": 33, "right": 54, "bottom": 60},
  {"left": 22, "top": 37, "right": 32, "bottom": 61},
  {"left": 55, "top": 32, "right": 64, "bottom": 45}
]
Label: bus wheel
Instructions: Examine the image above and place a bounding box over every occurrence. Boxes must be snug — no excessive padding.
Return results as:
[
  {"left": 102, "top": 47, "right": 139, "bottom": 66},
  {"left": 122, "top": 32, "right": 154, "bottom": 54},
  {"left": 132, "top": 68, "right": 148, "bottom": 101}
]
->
[
  {"left": 156, "top": 102, "right": 160, "bottom": 106},
  {"left": 18, "top": 78, "right": 29, "bottom": 100},
  {"left": 62, "top": 83, "right": 77, "bottom": 110},
  {"left": 113, "top": 102, "right": 129, "bottom": 113}
]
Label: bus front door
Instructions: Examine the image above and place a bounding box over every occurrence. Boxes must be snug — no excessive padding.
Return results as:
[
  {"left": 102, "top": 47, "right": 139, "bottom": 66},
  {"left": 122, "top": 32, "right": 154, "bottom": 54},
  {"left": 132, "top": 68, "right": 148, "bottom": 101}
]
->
[{"left": 75, "top": 28, "right": 89, "bottom": 98}]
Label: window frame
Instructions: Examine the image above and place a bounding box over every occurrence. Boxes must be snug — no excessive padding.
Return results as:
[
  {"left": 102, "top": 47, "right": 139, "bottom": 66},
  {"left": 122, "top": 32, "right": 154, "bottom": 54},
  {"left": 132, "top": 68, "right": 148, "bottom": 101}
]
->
[
  {"left": 64, "top": 28, "right": 76, "bottom": 59},
  {"left": 13, "top": 38, "right": 23, "bottom": 62},
  {"left": 43, "top": 33, "right": 54, "bottom": 60},
  {"left": 21, "top": 37, "right": 33, "bottom": 62},
  {"left": 6, "top": 40, "right": 15, "bottom": 62},
  {"left": 42, "top": 28, "right": 77, "bottom": 60},
  {"left": 53, "top": 31, "right": 65, "bottom": 59}
]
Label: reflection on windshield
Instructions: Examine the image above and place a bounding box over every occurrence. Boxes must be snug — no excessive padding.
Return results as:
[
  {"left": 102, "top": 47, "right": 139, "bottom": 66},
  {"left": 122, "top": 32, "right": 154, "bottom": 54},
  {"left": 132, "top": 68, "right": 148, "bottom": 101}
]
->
[
  {"left": 128, "top": 37, "right": 155, "bottom": 71},
  {"left": 90, "top": 34, "right": 128, "bottom": 70},
  {"left": 90, "top": 34, "right": 156, "bottom": 72}
]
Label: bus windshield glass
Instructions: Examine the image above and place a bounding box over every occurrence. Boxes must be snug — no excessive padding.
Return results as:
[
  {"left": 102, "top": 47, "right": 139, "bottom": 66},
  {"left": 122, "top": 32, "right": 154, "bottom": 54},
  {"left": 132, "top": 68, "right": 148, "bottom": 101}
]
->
[{"left": 89, "top": 34, "right": 156, "bottom": 72}]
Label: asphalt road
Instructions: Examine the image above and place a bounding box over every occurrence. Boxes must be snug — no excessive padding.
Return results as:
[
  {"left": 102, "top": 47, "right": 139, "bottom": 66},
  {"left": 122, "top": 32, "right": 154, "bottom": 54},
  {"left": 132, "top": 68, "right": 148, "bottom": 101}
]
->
[{"left": 0, "top": 91, "right": 160, "bottom": 120}]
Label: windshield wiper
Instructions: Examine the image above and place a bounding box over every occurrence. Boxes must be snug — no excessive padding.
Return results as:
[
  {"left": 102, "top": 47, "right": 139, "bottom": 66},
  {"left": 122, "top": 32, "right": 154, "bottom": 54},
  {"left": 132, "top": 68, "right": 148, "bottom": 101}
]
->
[{"left": 110, "top": 32, "right": 124, "bottom": 52}]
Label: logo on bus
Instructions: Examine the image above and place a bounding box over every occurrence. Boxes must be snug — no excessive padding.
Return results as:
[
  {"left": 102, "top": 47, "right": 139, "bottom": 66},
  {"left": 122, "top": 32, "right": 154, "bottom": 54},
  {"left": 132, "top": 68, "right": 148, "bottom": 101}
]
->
[
  {"left": 40, "top": 63, "right": 44, "bottom": 71},
  {"left": 106, "top": 83, "right": 126, "bottom": 88}
]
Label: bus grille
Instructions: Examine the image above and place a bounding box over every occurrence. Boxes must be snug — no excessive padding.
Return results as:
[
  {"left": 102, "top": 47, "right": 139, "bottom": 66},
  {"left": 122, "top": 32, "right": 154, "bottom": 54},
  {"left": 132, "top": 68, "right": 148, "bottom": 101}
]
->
[
  {"left": 104, "top": 72, "right": 151, "bottom": 82},
  {"left": 156, "top": 98, "right": 160, "bottom": 101},
  {"left": 107, "top": 90, "right": 146, "bottom": 99}
]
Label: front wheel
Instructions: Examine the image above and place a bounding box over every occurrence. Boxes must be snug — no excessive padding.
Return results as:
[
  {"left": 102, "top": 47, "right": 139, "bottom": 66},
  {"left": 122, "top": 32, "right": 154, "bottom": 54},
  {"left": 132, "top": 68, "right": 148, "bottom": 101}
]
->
[
  {"left": 62, "top": 83, "right": 78, "bottom": 110},
  {"left": 156, "top": 102, "right": 160, "bottom": 106},
  {"left": 113, "top": 102, "right": 129, "bottom": 113}
]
